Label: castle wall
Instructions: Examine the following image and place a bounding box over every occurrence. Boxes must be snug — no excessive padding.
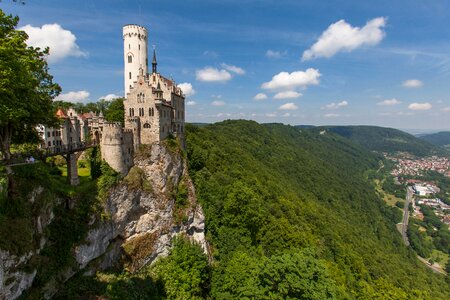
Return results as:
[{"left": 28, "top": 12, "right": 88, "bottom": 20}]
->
[{"left": 101, "top": 123, "right": 134, "bottom": 175}]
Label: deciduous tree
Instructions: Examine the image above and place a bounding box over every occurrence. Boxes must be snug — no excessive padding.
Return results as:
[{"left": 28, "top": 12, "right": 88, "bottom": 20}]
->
[{"left": 0, "top": 10, "right": 60, "bottom": 159}]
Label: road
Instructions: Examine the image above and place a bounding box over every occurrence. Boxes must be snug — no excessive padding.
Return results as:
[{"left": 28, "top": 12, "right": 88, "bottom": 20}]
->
[{"left": 400, "top": 186, "right": 413, "bottom": 246}]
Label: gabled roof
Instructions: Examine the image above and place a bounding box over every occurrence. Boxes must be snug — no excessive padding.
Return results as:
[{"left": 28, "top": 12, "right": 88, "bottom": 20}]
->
[{"left": 56, "top": 108, "right": 67, "bottom": 118}]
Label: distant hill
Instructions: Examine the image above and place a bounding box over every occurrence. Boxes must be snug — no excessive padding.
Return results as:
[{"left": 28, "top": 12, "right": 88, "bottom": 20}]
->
[
  {"left": 185, "top": 120, "right": 449, "bottom": 298},
  {"left": 419, "top": 131, "right": 450, "bottom": 147},
  {"left": 311, "top": 125, "right": 442, "bottom": 156}
]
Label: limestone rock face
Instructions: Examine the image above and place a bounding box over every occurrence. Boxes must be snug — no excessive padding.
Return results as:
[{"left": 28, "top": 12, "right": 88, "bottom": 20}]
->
[
  {"left": 0, "top": 143, "right": 207, "bottom": 299},
  {"left": 75, "top": 143, "right": 207, "bottom": 271},
  {"left": 0, "top": 188, "right": 55, "bottom": 300}
]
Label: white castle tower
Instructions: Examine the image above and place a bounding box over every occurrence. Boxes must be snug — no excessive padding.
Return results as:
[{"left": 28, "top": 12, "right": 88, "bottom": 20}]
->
[{"left": 123, "top": 24, "right": 148, "bottom": 96}]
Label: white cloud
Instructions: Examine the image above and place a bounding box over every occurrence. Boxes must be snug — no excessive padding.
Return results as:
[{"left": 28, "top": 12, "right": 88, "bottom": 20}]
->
[
  {"left": 278, "top": 102, "right": 298, "bottom": 110},
  {"left": 442, "top": 107, "right": 450, "bottom": 112},
  {"left": 55, "top": 90, "right": 90, "bottom": 103},
  {"left": 211, "top": 100, "right": 225, "bottom": 106},
  {"left": 196, "top": 67, "right": 232, "bottom": 82},
  {"left": 187, "top": 101, "right": 197, "bottom": 106},
  {"left": 253, "top": 93, "right": 268, "bottom": 101},
  {"left": 266, "top": 112, "right": 277, "bottom": 117},
  {"left": 377, "top": 98, "right": 401, "bottom": 106},
  {"left": 302, "top": 17, "right": 386, "bottom": 61},
  {"left": 98, "top": 94, "right": 121, "bottom": 101},
  {"left": 221, "top": 63, "right": 245, "bottom": 75},
  {"left": 274, "top": 91, "right": 302, "bottom": 99},
  {"left": 324, "top": 113, "right": 340, "bottom": 117},
  {"left": 177, "top": 82, "right": 196, "bottom": 97},
  {"left": 408, "top": 102, "right": 432, "bottom": 110},
  {"left": 402, "top": 79, "right": 423, "bottom": 88},
  {"left": 20, "top": 23, "right": 87, "bottom": 63},
  {"left": 282, "top": 113, "right": 291, "bottom": 117},
  {"left": 324, "top": 100, "right": 348, "bottom": 109},
  {"left": 262, "top": 68, "right": 321, "bottom": 90},
  {"left": 266, "top": 50, "right": 283, "bottom": 58}
]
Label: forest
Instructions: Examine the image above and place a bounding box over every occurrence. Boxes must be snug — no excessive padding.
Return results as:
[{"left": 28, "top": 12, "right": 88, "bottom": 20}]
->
[{"left": 185, "top": 120, "right": 449, "bottom": 299}]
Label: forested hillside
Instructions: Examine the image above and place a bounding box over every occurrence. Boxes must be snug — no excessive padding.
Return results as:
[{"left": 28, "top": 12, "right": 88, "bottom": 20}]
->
[
  {"left": 312, "top": 125, "right": 442, "bottom": 156},
  {"left": 187, "top": 120, "right": 449, "bottom": 299},
  {"left": 419, "top": 131, "right": 450, "bottom": 147}
]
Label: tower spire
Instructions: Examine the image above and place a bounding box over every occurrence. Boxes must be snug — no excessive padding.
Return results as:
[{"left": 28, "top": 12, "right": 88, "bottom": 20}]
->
[{"left": 152, "top": 45, "right": 157, "bottom": 74}]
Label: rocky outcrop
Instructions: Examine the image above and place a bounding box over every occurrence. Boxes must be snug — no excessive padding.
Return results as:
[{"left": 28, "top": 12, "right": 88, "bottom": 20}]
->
[
  {"left": 75, "top": 144, "right": 207, "bottom": 273},
  {"left": 0, "top": 143, "right": 207, "bottom": 299},
  {"left": 0, "top": 188, "right": 56, "bottom": 300}
]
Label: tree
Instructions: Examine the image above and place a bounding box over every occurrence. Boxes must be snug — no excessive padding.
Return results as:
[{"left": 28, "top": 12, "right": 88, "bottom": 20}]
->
[
  {"left": 0, "top": 10, "right": 60, "bottom": 159},
  {"left": 104, "top": 97, "right": 124, "bottom": 123}
]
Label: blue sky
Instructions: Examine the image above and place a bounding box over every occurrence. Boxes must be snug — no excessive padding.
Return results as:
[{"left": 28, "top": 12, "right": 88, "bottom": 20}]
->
[{"left": 3, "top": 0, "right": 450, "bottom": 131}]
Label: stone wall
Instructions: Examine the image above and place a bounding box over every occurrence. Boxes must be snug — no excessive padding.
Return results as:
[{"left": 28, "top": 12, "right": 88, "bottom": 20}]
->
[{"left": 101, "top": 123, "right": 134, "bottom": 175}]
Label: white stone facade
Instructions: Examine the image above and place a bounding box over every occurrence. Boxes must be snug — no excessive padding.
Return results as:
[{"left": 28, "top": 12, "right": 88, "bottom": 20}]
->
[{"left": 123, "top": 25, "right": 148, "bottom": 96}]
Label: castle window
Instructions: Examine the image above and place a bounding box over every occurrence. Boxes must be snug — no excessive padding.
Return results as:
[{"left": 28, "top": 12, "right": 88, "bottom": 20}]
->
[
  {"left": 129, "top": 72, "right": 132, "bottom": 79},
  {"left": 129, "top": 44, "right": 130, "bottom": 50},
  {"left": 128, "top": 55, "right": 132, "bottom": 63},
  {"left": 143, "top": 123, "right": 151, "bottom": 128},
  {"left": 139, "top": 44, "right": 140, "bottom": 50}
]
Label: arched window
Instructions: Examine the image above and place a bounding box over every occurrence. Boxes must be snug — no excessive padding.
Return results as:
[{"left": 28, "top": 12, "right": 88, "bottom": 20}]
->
[
  {"left": 128, "top": 55, "right": 132, "bottom": 63},
  {"left": 143, "top": 123, "right": 151, "bottom": 128},
  {"left": 131, "top": 108, "right": 134, "bottom": 116}
]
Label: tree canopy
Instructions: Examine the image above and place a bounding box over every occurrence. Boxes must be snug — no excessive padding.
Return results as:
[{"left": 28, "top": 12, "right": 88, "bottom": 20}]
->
[{"left": 0, "top": 9, "right": 60, "bottom": 159}]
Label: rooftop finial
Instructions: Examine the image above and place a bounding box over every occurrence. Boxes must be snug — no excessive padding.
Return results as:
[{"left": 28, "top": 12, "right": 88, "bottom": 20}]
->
[{"left": 152, "top": 45, "right": 157, "bottom": 74}]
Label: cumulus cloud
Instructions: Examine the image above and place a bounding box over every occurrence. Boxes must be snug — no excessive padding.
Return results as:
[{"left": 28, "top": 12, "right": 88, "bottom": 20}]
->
[
  {"left": 324, "top": 100, "right": 348, "bottom": 109},
  {"left": 221, "top": 63, "right": 245, "bottom": 75},
  {"left": 274, "top": 91, "right": 302, "bottom": 99},
  {"left": 377, "top": 98, "right": 401, "bottom": 106},
  {"left": 253, "top": 93, "right": 268, "bottom": 101},
  {"left": 302, "top": 17, "right": 386, "bottom": 61},
  {"left": 187, "top": 101, "right": 197, "bottom": 106},
  {"left": 278, "top": 102, "right": 298, "bottom": 110},
  {"left": 402, "top": 79, "right": 423, "bottom": 88},
  {"left": 211, "top": 100, "right": 225, "bottom": 106},
  {"left": 324, "top": 113, "right": 340, "bottom": 117},
  {"left": 98, "top": 94, "right": 121, "bottom": 101},
  {"left": 408, "top": 102, "right": 432, "bottom": 110},
  {"left": 55, "top": 90, "right": 90, "bottom": 103},
  {"left": 262, "top": 68, "right": 321, "bottom": 90},
  {"left": 177, "top": 82, "right": 196, "bottom": 97},
  {"left": 20, "top": 23, "right": 87, "bottom": 63},
  {"left": 196, "top": 67, "right": 232, "bottom": 82}
]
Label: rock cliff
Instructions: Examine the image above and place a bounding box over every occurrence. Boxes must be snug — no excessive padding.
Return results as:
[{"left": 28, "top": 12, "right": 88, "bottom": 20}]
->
[{"left": 0, "top": 143, "right": 207, "bottom": 299}]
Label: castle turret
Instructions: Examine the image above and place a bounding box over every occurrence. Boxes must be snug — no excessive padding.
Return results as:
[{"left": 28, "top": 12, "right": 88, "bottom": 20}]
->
[
  {"left": 123, "top": 24, "right": 148, "bottom": 96},
  {"left": 101, "top": 122, "right": 134, "bottom": 174}
]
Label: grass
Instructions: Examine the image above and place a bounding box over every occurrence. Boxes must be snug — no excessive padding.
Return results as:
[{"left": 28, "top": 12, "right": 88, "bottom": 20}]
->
[
  {"left": 427, "top": 249, "right": 449, "bottom": 268},
  {"left": 374, "top": 179, "right": 405, "bottom": 207}
]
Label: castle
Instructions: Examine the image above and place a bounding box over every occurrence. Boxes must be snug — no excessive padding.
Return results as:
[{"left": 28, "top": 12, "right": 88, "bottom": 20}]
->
[{"left": 41, "top": 24, "right": 185, "bottom": 176}]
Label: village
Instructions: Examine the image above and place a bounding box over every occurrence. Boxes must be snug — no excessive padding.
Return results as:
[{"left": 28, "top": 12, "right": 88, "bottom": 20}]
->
[{"left": 384, "top": 153, "right": 450, "bottom": 226}]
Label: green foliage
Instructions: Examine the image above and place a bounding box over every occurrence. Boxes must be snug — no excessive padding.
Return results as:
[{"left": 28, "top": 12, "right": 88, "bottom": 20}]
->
[
  {"left": 151, "top": 237, "right": 209, "bottom": 300},
  {"left": 186, "top": 120, "right": 450, "bottom": 299},
  {"left": 0, "top": 9, "right": 61, "bottom": 159},
  {"left": 313, "top": 125, "right": 443, "bottom": 156},
  {"left": 87, "top": 146, "right": 102, "bottom": 179},
  {"left": 104, "top": 97, "right": 125, "bottom": 124},
  {"left": 97, "top": 161, "right": 120, "bottom": 201},
  {"left": 123, "top": 166, "right": 152, "bottom": 193},
  {"left": 216, "top": 248, "right": 339, "bottom": 299}
]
